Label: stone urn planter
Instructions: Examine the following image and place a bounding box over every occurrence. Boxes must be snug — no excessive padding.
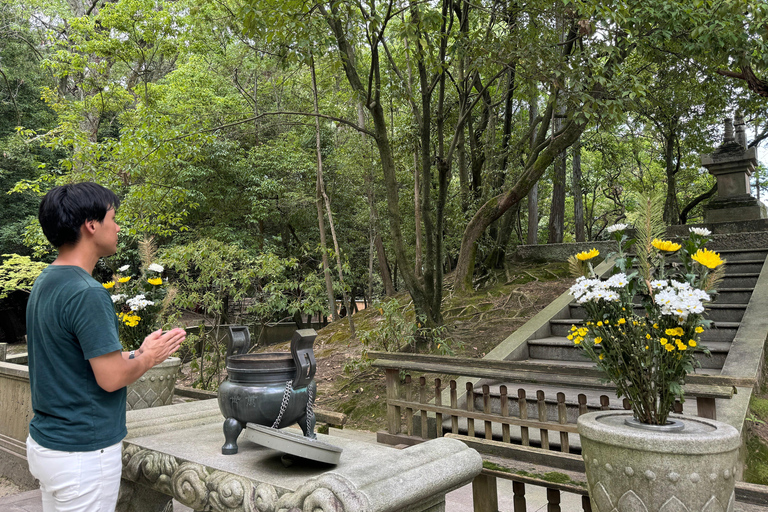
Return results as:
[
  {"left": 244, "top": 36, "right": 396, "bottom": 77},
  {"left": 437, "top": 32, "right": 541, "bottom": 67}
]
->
[
  {"left": 126, "top": 357, "right": 181, "bottom": 411},
  {"left": 577, "top": 411, "right": 740, "bottom": 512}
]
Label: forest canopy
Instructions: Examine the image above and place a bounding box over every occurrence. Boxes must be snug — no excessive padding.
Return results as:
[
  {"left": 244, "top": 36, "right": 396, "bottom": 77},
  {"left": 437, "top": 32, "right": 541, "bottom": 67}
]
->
[{"left": 1, "top": 0, "right": 766, "bottom": 326}]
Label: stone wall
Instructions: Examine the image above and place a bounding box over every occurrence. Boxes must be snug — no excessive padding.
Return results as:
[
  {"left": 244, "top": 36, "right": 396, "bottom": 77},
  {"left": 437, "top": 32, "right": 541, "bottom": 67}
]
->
[{"left": 0, "top": 361, "right": 35, "bottom": 490}]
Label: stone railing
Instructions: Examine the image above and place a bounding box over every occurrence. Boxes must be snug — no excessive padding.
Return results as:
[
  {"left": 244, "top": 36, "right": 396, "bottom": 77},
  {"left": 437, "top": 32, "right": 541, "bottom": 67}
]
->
[{"left": 0, "top": 361, "right": 35, "bottom": 489}]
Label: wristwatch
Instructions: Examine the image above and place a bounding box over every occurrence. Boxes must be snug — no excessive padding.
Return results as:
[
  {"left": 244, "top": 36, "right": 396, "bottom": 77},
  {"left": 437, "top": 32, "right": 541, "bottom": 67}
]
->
[{"left": 129, "top": 350, "right": 135, "bottom": 359}]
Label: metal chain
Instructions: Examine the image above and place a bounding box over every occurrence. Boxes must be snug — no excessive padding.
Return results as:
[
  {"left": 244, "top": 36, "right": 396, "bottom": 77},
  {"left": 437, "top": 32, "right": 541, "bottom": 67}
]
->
[
  {"left": 305, "top": 385, "right": 317, "bottom": 439},
  {"left": 272, "top": 380, "right": 293, "bottom": 429}
]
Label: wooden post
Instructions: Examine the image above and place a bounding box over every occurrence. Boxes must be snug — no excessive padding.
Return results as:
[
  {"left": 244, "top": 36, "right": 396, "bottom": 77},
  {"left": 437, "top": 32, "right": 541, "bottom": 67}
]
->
[
  {"left": 547, "top": 488, "right": 561, "bottom": 512},
  {"left": 385, "top": 368, "right": 401, "bottom": 435},
  {"left": 450, "top": 380, "right": 459, "bottom": 434},
  {"left": 697, "top": 397, "right": 716, "bottom": 420},
  {"left": 419, "top": 376, "right": 428, "bottom": 439},
  {"left": 578, "top": 394, "right": 588, "bottom": 416},
  {"left": 513, "top": 481, "right": 526, "bottom": 512},
  {"left": 483, "top": 384, "right": 492, "bottom": 440},
  {"left": 466, "top": 382, "right": 475, "bottom": 438},
  {"left": 500, "top": 385, "right": 510, "bottom": 443},
  {"left": 434, "top": 378, "right": 443, "bottom": 437},
  {"left": 472, "top": 474, "right": 499, "bottom": 512},
  {"left": 557, "top": 392, "right": 569, "bottom": 453},
  {"left": 518, "top": 389, "right": 529, "bottom": 446},
  {"left": 537, "top": 390, "right": 549, "bottom": 450},
  {"left": 405, "top": 374, "right": 413, "bottom": 436}
]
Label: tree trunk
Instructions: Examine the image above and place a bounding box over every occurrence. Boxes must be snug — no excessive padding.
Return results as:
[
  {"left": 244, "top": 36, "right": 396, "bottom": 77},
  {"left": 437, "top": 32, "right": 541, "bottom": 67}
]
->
[
  {"left": 311, "top": 55, "right": 338, "bottom": 322},
  {"left": 573, "top": 138, "right": 585, "bottom": 242},
  {"left": 375, "top": 235, "right": 396, "bottom": 296},
  {"left": 548, "top": 99, "right": 566, "bottom": 243},
  {"left": 312, "top": 55, "right": 355, "bottom": 336},
  {"left": 663, "top": 130, "right": 681, "bottom": 225},
  {"left": 455, "top": 94, "right": 586, "bottom": 292},
  {"left": 527, "top": 96, "right": 539, "bottom": 245}
]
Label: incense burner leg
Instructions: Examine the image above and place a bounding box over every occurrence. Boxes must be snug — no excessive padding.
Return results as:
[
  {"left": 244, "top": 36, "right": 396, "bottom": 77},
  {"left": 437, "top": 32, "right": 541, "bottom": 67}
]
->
[{"left": 222, "top": 417, "right": 244, "bottom": 455}]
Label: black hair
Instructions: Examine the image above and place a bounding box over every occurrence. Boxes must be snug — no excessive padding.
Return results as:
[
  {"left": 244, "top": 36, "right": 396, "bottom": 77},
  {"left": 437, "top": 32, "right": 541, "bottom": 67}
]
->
[{"left": 38, "top": 182, "right": 120, "bottom": 248}]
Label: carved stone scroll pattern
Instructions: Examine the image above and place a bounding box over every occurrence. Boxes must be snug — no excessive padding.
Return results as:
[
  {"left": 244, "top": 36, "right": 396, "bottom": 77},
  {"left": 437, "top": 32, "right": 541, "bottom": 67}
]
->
[{"left": 121, "top": 444, "right": 370, "bottom": 512}]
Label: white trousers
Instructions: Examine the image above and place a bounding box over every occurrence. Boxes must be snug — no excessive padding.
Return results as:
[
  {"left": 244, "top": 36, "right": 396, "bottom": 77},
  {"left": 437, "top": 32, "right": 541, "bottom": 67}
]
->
[{"left": 27, "top": 436, "right": 123, "bottom": 512}]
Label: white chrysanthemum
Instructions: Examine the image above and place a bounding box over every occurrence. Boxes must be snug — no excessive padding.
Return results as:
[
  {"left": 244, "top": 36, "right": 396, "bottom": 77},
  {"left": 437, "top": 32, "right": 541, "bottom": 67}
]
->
[
  {"left": 606, "top": 223, "right": 629, "bottom": 233},
  {"left": 127, "top": 294, "right": 155, "bottom": 311},
  {"left": 148, "top": 263, "right": 164, "bottom": 273},
  {"left": 603, "top": 290, "right": 620, "bottom": 302},
  {"left": 111, "top": 294, "right": 126, "bottom": 303},
  {"left": 118, "top": 264, "right": 130, "bottom": 272},
  {"left": 605, "top": 273, "right": 628, "bottom": 288},
  {"left": 689, "top": 227, "right": 711, "bottom": 236},
  {"left": 670, "top": 280, "right": 691, "bottom": 290},
  {"left": 650, "top": 279, "right": 668, "bottom": 289}
]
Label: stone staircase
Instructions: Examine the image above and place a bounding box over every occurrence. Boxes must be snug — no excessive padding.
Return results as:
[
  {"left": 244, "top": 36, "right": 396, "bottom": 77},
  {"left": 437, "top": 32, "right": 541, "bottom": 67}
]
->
[
  {"left": 445, "top": 244, "right": 768, "bottom": 443},
  {"left": 532, "top": 248, "right": 766, "bottom": 372}
]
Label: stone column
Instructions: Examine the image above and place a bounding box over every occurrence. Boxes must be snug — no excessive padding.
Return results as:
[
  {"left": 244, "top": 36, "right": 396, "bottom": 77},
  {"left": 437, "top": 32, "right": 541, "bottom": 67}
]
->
[{"left": 701, "top": 115, "right": 766, "bottom": 223}]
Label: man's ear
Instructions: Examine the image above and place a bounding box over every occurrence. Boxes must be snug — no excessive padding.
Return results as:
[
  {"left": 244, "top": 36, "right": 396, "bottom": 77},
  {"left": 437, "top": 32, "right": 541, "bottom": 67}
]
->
[{"left": 82, "top": 219, "right": 97, "bottom": 236}]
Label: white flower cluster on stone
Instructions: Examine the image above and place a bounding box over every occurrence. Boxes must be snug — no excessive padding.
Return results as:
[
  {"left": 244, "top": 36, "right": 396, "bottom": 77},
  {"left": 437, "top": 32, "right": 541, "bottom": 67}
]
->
[
  {"left": 606, "top": 223, "right": 629, "bottom": 234},
  {"left": 118, "top": 264, "right": 130, "bottom": 272},
  {"left": 111, "top": 293, "right": 127, "bottom": 303},
  {"left": 148, "top": 263, "right": 164, "bottom": 273},
  {"left": 127, "top": 294, "right": 155, "bottom": 311},
  {"left": 569, "top": 274, "right": 627, "bottom": 304},
  {"left": 652, "top": 280, "right": 710, "bottom": 319},
  {"left": 689, "top": 227, "right": 711, "bottom": 236}
]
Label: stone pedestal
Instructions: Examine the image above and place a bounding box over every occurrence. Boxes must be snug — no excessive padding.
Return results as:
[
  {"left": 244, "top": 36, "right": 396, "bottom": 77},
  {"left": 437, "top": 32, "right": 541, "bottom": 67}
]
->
[{"left": 119, "top": 400, "right": 481, "bottom": 512}]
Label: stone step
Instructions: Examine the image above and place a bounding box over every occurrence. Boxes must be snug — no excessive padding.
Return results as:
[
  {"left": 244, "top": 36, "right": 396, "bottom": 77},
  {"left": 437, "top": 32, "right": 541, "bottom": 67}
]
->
[
  {"left": 527, "top": 336, "right": 729, "bottom": 369},
  {"left": 720, "top": 273, "right": 760, "bottom": 288},
  {"left": 549, "top": 318, "right": 740, "bottom": 342},
  {"left": 568, "top": 303, "right": 746, "bottom": 322},
  {"left": 712, "top": 288, "right": 754, "bottom": 304},
  {"left": 723, "top": 259, "right": 765, "bottom": 274},
  {"left": 716, "top": 248, "right": 768, "bottom": 262}
]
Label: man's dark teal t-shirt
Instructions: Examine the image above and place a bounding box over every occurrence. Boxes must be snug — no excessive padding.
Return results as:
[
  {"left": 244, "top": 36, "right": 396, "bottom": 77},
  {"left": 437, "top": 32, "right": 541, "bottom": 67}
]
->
[{"left": 26, "top": 265, "right": 126, "bottom": 451}]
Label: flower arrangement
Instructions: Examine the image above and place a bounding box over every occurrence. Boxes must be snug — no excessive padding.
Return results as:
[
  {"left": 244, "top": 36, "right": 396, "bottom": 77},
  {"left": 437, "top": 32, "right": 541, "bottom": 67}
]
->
[
  {"left": 568, "top": 199, "right": 725, "bottom": 425},
  {"left": 103, "top": 239, "right": 172, "bottom": 351}
]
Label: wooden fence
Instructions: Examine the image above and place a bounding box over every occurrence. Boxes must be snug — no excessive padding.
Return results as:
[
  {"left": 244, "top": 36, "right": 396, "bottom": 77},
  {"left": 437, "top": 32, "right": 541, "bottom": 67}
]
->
[{"left": 370, "top": 351, "right": 753, "bottom": 512}]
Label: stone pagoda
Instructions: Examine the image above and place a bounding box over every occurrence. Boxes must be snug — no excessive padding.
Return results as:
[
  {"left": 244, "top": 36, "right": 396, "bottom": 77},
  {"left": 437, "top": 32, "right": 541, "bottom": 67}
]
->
[{"left": 701, "top": 114, "right": 766, "bottom": 223}]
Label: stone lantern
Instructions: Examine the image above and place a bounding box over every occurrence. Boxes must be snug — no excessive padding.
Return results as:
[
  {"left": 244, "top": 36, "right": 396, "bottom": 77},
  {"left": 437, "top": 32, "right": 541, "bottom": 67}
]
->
[{"left": 701, "top": 114, "right": 766, "bottom": 223}]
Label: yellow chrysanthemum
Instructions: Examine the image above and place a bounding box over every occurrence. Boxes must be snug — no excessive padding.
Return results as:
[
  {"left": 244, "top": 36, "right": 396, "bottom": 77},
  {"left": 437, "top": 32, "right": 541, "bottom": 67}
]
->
[
  {"left": 148, "top": 277, "right": 163, "bottom": 286},
  {"left": 598, "top": 353, "right": 604, "bottom": 360},
  {"left": 653, "top": 323, "right": 659, "bottom": 329},
  {"left": 571, "top": 325, "right": 578, "bottom": 332},
  {"left": 574, "top": 338, "right": 582, "bottom": 345},
  {"left": 567, "top": 335, "right": 574, "bottom": 340},
  {"left": 665, "top": 344, "right": 675, "bottom": 352},
  {"left": 691, "top": 248, "right": 724, "bottom": 269},
  {"left": 652, "top": 239, "right": 682, "bottom": 252},
  {"left": 103, "top": 281, "right": 115, "bottom": 289},
  {"left": 644, "top": 345, "right": 649, "bottom": 350},
  {"left": 597, "top": 321, "right": 603, "bottom": 327},
  {"left": 646, "top": 334, "right": 652, "bottom": 339},
  {"left": 594, "top": 337, "right": 602, "bottom": 344},
  {"left": 118, "top": 276, "right": 131, "bottom": 283},
  {"left": 695, "top": 326, "right": 704, "bottom": 334},
  {"left": 575, "top": 248, "right": 599, "bottom": 261},
  {"left": 688, "top": 339, "right": 697, "bottom": 347},
  {"left": 660, "top": 337, "right": 668, "bottom": 345},
  {"left": 618, "top": 318, "right": 626, "bottom": 325}
]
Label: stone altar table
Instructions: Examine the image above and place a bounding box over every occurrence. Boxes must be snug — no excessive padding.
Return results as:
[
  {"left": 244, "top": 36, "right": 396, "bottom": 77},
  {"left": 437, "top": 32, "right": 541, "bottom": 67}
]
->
[{"left": 118, "top": 409, "right": 481, "bottom": 512}]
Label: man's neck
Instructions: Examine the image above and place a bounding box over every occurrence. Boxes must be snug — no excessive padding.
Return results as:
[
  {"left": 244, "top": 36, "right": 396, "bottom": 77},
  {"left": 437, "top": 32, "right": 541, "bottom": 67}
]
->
[{"left": 52, "top": 245, "right": 99, "bottom": 274}]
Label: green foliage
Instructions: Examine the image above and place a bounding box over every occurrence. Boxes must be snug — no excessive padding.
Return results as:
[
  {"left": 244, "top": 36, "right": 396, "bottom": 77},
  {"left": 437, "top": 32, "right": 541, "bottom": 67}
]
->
[{"left": 0, "top": 254, "right": 47, "bottom": 299}]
